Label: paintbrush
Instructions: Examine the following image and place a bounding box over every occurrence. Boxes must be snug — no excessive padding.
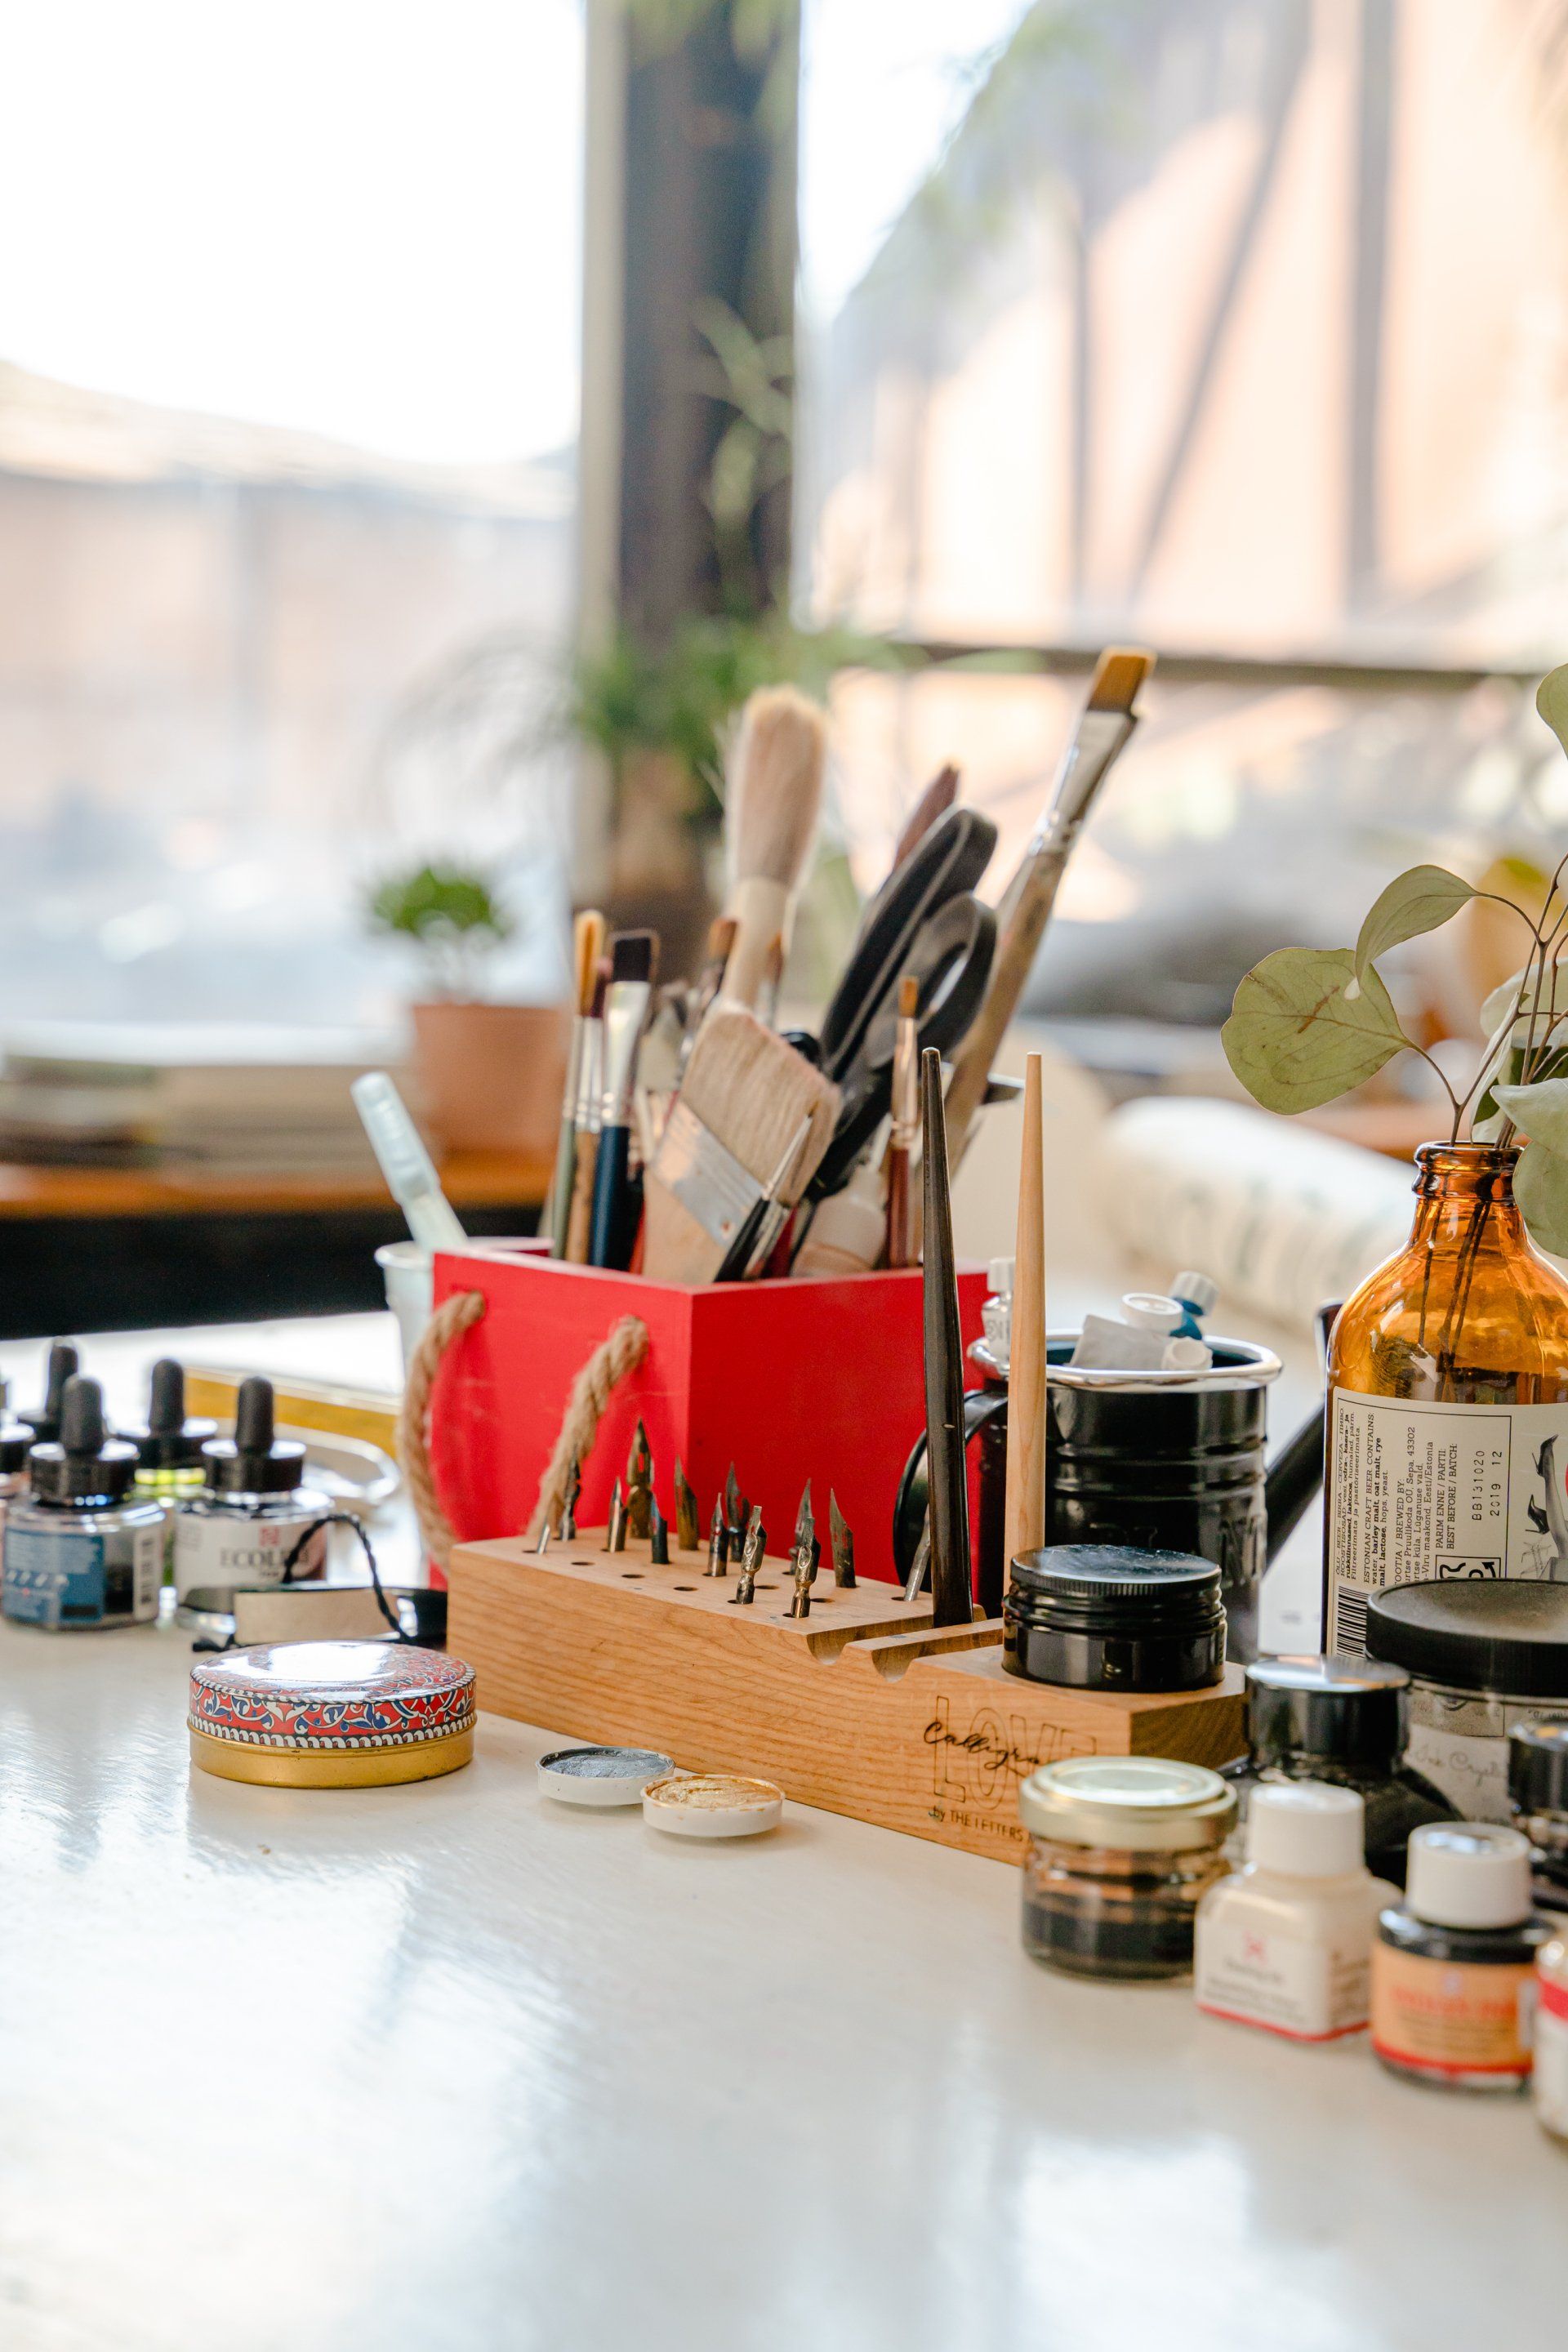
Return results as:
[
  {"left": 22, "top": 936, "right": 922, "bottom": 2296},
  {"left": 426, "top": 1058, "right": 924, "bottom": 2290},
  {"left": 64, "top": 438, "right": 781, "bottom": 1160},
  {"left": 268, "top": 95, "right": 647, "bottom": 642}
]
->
[
  {"left": 589, "top": 930, "right": 657, "bottom": 1268},
  {"left": 884, "top": 973, "right": 920, "bottom": 1268},
  {"left": 1003, "top": 1053, "right": 1048, "bottom": 1601},
  {"left": 721, "top": 686, "right": 827, "bottom": 1010},
  {"left": 921, "top": 1045, "right": 972, "bottom": 1628},
  {"left": 547, "top": 908, "right": 606, "bottom": 1257},
  {"left": 889, "top": 763, "right": 960, "bottom": 877},
  {"left": 677, "top": 913, "right": 737, "bottom": 1084},
  {"left": 942, "top": 648, "right": 1153, "bottom": 1174},
  {"left": 563, "top": 964, "right": 607, "bottom": 1263},
  {"left": 711, "top": 1111, "right": 813, "bottom": 1281},
  {"left": 757, "top": 933, "right": 785, "bottom": 1031},
  {"left": 641, "top": 1005, "right": 840, "bottom": 1284}
]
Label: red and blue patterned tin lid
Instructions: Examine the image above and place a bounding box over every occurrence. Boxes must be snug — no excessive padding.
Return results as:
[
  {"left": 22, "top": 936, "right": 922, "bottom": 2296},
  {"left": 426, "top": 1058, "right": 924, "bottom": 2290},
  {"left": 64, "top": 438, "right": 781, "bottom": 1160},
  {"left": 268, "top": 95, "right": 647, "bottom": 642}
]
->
[{"left": 189, "top": 1640, "right": 475, "bottom": 1754}]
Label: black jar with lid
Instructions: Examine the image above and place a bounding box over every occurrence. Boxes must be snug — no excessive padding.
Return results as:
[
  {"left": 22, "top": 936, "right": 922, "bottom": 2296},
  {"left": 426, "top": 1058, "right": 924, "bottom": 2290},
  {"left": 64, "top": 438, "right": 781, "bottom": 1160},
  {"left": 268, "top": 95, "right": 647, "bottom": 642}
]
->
[
  {"left": 1220, "top": 1655, "right": 1454, "bottom": 1886},
  {"left": 1002, "top": 1544, "right": 1225, "bottom": 1691}
]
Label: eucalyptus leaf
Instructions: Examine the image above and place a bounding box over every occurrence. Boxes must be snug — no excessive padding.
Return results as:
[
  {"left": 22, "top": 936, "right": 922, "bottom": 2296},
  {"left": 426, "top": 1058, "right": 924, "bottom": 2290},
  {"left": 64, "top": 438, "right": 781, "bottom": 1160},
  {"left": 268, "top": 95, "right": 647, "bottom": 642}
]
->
[
  {"left": 1516, "top": 1139, "right": 1568, "bottom": 1257},
  {"left": 1494, "top": 1076, "right": 1568, "bottom": 1156},
  {"left": 1353, "top": 865, "right": 1475, "bottom": 978},
  {"left": 1479, "top": 960, "right": 1568, "bottom": 1042},
  {"left": 1539, "top": 663, "right": 1568, "bottom": 760},
  {"left": 1221, "top": 947, "right": 1411, "bottom": 1114}
]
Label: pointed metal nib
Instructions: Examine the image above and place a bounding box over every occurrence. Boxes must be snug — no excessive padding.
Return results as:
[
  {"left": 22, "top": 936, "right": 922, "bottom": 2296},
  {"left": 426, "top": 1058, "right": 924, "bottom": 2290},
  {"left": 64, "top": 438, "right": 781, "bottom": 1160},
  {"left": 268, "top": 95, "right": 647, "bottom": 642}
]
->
[
  {"left": 724, "top": 1462, "right": 742, "bottom": 1529},
  {"left": 535, "top": 1520, "right": 551, "bottom": 1557},
  {"left": 674, "top": 1457, "right": 699, "bottom": 1552},
  {"left": 607, "top": 1477, "right": 627, "bottom": 1552},
  {"left": 706, "top": 1494, "right": 729, "bottom": 1578},
  {"left": 830, "top": 1490, "right": 855, "bottom": 1588},
  {"left": 561, "top": 1455, "right": 581, "bottom": 1543},
  {"left": 649, "top": 1495, "right": 670, "bottom": 1566}
]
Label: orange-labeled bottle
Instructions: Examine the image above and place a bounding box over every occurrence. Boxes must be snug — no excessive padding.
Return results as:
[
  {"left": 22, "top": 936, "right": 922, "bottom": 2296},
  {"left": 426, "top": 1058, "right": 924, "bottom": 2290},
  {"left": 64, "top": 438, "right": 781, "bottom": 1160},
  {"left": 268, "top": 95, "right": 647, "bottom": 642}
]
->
[{"left": 1325, "top": 1143, "right": 1568, "bottom": 1655}]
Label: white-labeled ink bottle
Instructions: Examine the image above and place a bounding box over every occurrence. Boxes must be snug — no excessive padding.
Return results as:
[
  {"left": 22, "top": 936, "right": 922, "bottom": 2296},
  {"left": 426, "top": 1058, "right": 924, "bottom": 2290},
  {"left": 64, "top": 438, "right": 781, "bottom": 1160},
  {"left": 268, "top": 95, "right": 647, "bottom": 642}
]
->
[
  {"left": 2, "top": 1376, "right": 166, "bottom": 1631},
  {"left": 173, "top": 1377, "right": 329, "bottom": 1601},
  {"left": 1195, "top": 1781, "right": 1396, "bottom": 2041}
]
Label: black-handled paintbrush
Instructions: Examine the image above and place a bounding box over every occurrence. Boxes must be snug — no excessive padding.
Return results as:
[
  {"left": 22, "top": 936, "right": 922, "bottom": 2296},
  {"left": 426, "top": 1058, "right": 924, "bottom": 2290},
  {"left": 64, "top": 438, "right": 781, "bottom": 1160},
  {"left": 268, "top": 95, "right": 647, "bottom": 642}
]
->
[
  {"left": 589, "top": 929, "right": 657, "bottom": 1268},
  {"left": 921, "top": 1045, "right": 971, "bottom": 1628}
]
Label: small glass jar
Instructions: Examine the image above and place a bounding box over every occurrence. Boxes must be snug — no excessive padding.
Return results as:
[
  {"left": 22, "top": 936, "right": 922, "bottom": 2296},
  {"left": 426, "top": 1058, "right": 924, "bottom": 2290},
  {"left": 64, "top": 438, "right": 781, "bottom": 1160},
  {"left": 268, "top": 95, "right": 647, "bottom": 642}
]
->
[
  {"left": 1221, "top": 1654, "right": 1454, "bottom": 1885},
  {"left": 1508, "top": 1718, "right": 1568, "bottom": 1913},
  {"left": 1019, "top": 1755, "right": 1235, "bottom": 1980}
]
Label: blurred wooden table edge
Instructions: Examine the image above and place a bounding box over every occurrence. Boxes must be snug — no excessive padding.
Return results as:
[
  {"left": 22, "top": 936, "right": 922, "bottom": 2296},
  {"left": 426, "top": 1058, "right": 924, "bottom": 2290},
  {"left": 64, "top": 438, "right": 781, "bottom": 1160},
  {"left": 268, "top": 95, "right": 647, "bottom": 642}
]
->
[{"left": 0, "top": 1148, "right": 553, "bottom": 1219}]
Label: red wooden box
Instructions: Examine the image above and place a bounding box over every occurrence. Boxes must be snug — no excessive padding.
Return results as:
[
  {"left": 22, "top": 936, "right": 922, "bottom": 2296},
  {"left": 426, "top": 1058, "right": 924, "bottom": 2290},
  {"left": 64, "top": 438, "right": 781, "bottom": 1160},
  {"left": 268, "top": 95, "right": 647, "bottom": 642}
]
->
[{"left": 427, "top": 1242, "right": 987, "bottom": 1585}]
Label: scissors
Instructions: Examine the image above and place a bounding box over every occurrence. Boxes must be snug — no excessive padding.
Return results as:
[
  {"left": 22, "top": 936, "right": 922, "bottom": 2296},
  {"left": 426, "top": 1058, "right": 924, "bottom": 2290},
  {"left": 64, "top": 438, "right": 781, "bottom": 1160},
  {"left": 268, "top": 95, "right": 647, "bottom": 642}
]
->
[{"left": 805, "top": 808, "right": 998, "bottom": 1200}]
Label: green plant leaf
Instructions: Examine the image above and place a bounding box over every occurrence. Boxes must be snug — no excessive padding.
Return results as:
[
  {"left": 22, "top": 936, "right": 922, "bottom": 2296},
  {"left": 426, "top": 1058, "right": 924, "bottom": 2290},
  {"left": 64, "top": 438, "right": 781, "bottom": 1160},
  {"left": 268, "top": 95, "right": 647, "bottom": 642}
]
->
[
  {"left": 1539, "top": 663, "right": 1568, "bottom": 760},
  {"left": 1480, "top": 958, "right": 1568, "bottom": 1046},
  {"left": 1353, "top": 865, "right": 1475, "bottom": 978},
  {"left": 1516, "top": 1140, "right": 1568, "bottom": 1256},
  {"left": 1221, "top": 947, "right": 1412, "bottom": 1114},
  {"left": 1495, "top": 1076, "right": 1568, "bottom": 1156}
]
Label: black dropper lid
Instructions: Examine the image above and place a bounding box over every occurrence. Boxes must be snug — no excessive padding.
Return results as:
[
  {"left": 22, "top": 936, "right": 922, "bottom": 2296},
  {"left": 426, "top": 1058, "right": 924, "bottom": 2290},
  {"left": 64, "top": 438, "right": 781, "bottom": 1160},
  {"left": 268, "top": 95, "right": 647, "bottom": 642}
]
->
[
  {"left": 28, "top": 1375, "right": 139, "bottom": 1504},
  {"left": 1245, "top": 1653, "right": 1410, "bottom": 1771},
  {"left": 198, "top": 1377, "right": 308, "bottom": 1495},
  {"left": 1509, "top": 1718, "right": 1568, "bottom": 1820},
  {"left": 20, "top": 1340, "right": 80, "bottom": 1445},
  {"left": 122, "top": 1359, "right": 218, "bottom": 1471}
]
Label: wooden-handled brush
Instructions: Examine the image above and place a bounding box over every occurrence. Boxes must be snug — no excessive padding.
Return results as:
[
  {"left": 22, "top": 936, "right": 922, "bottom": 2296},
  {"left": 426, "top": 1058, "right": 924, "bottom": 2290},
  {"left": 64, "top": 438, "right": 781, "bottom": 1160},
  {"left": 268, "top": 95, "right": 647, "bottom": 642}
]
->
[
  {"left": 1003, "top": 1053, "right": 1048, "bottom": 1579},
  {"left": 546, "top": 907, "right": 606, "bottom": 1257},
  {"left": 642, "top": 1005, "right": 840, "bottom": 1284},
  {"left": 942, "top": 648, "right": 1153, "bottom": 1175},
  {"left": 721, "top": 686, "right": 827, "bottom": 1010}
]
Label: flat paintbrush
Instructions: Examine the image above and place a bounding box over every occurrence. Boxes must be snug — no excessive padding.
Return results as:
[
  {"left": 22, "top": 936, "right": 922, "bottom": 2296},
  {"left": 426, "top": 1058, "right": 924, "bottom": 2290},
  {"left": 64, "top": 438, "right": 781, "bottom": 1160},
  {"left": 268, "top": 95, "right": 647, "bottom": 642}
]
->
[
  {"left": 547, "top": 907, "right": 606, "bottom": 1257},
  {"left": 921, "top": 1045, "right": 972, "bottom": 1628},
  {"left": 721, "top": 686, "right": 827, "bottom": 1010},
  {"left": 884, "top": 973, "right": 920, "bottom": 1268},
  {"left": 589, "top": 929, "right": 657, "bottom": 1268},
  {"left": 642, "top": 1005, "right": 840, "bottom": 1284},
  {"left": 942, "top": 648, "right": 1153, "bottom": 1175}
]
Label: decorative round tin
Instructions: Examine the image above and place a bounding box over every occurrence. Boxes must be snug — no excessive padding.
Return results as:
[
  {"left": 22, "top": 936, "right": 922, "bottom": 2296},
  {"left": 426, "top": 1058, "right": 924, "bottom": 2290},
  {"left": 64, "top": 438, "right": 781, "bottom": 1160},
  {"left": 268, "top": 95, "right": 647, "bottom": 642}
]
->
[
  {"left": 189, "top": 1639, "right": 475, "bottom": 1788},
  {"left": 642, "top": 1771, "right": 783, "bottom": 1839}
]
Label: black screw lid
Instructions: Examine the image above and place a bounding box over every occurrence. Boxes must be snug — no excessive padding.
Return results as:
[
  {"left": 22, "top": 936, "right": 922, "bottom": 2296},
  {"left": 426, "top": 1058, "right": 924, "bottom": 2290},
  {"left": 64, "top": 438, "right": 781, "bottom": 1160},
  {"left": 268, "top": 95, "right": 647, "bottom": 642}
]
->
[
  {"left": 20, "top": 1340, "right": 79, "bottom": 1445},
  {"left": 28, "top": 1375, "right": 138, "bottom": 1504},
  {"left": 122, "top": 1359, "right": 217, "bottom": 1470},
  {"left": 1367, "top": 1579, "right": 1568, "bottom": 1701},
  {"left": 1010, "top": 1544, "right": 1221, "bottom": 1613},
  {"left": 199, "top": 1377, "right": 308, "bottom": 1494},
  {"left": 1245, "top": 1653, "right": 1410, "bottom": 1771},
  {"left": 1509, "top": 1718, "right": 1568, "bottom": 1818}
]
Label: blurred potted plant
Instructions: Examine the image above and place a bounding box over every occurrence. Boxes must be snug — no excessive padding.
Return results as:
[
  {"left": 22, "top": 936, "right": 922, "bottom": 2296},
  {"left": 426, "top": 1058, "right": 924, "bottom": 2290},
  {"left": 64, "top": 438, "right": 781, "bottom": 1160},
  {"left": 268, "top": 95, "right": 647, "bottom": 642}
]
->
[{"left": 366, "top": 862, "right": 568, "bottom": 1157}]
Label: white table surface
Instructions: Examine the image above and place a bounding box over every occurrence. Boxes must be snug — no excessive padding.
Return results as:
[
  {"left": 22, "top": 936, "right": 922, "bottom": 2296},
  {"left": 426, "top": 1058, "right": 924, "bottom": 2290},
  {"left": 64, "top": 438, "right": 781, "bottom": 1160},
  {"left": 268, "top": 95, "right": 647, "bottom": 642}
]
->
[{"left": 2, "top": 1318, "right": 1562, "bottom": 2352}]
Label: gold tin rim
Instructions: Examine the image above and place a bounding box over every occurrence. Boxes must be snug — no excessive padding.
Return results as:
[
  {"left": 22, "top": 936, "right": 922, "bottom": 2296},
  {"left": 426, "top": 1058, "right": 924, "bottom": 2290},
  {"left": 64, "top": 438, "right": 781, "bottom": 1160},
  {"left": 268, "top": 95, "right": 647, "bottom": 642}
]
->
[{"left": 189, "top": 1722, "right": 474, "bottom": 1788}]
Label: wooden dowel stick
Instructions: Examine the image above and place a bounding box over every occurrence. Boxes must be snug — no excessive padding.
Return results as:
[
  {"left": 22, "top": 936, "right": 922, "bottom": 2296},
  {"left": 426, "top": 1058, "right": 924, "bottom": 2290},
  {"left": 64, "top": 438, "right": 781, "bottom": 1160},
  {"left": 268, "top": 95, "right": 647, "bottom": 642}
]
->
[{"left": 1004, "top": 1053, "right": 1048, "bottom": 1575}]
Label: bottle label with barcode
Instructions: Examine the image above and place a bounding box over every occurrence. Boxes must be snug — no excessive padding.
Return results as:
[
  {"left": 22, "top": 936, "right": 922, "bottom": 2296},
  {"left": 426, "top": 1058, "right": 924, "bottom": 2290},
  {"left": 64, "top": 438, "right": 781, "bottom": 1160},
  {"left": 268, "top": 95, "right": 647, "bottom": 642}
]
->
[{"left": 1327, "top": 1388, "right": 1568, "bottom": 1650}]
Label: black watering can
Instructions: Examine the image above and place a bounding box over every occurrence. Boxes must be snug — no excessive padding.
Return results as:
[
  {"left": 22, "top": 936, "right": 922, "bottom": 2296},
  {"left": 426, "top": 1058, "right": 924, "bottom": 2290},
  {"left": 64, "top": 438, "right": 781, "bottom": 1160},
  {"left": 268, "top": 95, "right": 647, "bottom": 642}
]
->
[{"left": 893, "top": 1333, "right": 1325, "bottom": 1664}]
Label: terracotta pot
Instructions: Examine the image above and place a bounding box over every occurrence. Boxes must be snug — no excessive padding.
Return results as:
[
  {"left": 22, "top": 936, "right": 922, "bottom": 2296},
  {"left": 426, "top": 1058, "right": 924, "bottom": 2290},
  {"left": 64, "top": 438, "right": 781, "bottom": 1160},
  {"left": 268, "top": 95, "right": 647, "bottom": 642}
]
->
[{"left": 409, "top": 1000, "right": 570, "bottom": 1156}]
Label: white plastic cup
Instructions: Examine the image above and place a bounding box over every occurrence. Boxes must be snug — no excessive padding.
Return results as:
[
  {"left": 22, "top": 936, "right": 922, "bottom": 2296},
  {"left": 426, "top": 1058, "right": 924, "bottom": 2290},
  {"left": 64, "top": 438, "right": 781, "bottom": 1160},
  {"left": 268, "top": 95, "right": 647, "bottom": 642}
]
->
[{"left": 376, "top": 1241, "right": 434, "bottom": 1374}]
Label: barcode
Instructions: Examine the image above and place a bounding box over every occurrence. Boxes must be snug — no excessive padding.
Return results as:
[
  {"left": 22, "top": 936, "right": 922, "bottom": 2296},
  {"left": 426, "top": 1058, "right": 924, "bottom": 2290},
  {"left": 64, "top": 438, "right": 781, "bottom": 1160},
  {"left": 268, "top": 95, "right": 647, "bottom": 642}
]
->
[{"left": 1333, "top": 1588, "right": 1369, "bottom": 1655}]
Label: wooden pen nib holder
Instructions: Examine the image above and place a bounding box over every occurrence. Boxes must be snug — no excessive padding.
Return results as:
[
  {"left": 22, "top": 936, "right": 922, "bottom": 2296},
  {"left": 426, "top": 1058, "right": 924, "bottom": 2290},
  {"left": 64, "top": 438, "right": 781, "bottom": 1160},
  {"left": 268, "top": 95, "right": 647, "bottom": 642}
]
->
[{"left": 448, "top": 1530, "right": 1245, "bottom": 1866}]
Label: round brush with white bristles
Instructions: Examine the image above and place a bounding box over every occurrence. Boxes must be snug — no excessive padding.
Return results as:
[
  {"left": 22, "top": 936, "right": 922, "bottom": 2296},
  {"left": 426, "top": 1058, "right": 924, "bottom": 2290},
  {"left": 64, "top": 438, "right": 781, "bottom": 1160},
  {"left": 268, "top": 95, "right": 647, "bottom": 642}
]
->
[{"left": 721, "top": 686, "right": 827, "bottom": 1010}]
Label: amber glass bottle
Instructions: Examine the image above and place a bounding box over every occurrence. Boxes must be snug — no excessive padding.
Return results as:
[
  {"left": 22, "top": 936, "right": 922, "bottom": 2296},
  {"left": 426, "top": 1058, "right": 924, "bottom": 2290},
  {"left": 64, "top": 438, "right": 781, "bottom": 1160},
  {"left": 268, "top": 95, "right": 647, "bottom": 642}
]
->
[{"left": 1325, "top": 1143, "right": 1568, "bottom": 1657}]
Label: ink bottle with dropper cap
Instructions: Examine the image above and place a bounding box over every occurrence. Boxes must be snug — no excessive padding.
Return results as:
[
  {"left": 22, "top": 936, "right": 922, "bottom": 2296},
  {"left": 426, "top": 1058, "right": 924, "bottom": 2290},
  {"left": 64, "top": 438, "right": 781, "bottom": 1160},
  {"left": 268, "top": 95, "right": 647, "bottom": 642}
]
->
[
  {"left": 0, "top": 1379, "right": 35, "bottom": 1521},
  {"left": 19, "top": 1339, "right": 80, "bottom": 1446},
  {"left": 2, "top": 1375, "right": 165, "bottom": 1629},
  {"left": 172, "top": 1377, "right": 329, "bottom": 1600},
  {"left": 124, "top": 1359, "right": 217, "bottom": 1592}
]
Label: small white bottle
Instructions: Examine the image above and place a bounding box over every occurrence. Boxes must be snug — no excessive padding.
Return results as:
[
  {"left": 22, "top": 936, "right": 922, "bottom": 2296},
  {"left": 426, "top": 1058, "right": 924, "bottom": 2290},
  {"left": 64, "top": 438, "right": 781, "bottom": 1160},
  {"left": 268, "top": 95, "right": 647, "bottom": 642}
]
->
[{"left": 1195, "top": 1781, "right": 1395, "bottom": 2041}]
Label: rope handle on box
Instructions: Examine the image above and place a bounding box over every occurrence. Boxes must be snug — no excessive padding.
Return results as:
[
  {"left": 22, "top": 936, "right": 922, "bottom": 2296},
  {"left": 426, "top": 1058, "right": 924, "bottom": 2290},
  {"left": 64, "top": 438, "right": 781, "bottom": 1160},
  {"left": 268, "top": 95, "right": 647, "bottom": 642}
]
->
[{"left": 397, "top": 1287, "right": 650, "bottom": 1570}]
